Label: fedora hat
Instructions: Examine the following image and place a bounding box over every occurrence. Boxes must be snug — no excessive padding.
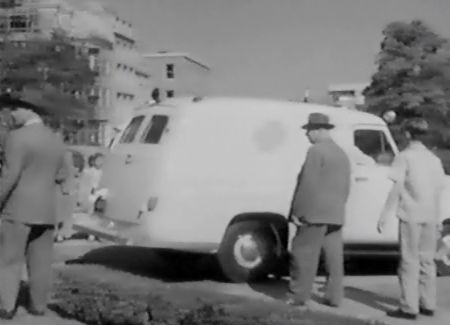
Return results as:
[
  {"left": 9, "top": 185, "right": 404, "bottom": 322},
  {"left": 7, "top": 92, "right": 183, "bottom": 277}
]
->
[
  {"left": 0, "top": 93, "right": 47, "bottom": 116},
  {"left": 302, "top": 112, "right": 334, "bottom": 130}
]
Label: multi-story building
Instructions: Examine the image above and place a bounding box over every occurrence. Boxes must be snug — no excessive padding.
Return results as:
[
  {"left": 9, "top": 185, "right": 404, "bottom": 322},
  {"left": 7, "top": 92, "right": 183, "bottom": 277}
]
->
[
  {"left": 144, "top": 51, "right": 211, "bottom": 101},
  {"left": 328, "top": 82, "right": 369, "bottom": 110},
  {"left": 0, "top": 0, "right": 153, "bottom": 144}
]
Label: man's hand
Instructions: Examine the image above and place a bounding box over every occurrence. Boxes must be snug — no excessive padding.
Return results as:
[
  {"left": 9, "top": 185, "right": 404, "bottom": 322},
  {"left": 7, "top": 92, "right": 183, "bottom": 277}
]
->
[
  {"left": 291, "top": 215, "right": 304, "bottom": 227},
  {"left": 377, "top": 215, "right": 387, "bottom": 234}
]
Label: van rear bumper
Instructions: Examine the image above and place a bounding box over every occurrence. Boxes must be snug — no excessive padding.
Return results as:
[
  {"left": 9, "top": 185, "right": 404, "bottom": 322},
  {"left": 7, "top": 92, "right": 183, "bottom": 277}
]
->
[{"left": 72, "top": 214, "right": 220, "bottom": 253}]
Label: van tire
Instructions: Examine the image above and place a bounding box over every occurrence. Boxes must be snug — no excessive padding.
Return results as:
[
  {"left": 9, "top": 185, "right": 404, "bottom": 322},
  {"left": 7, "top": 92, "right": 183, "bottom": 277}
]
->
[{"left": 217, "top": 221, "right": 277, "bottom": 283}]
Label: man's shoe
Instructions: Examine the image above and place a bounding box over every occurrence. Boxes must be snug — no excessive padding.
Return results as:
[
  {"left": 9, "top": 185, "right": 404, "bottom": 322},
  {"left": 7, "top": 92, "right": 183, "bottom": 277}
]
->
[
  {"left": 386, "top": 309, "right": 417, "bottom": 320},
  {"left": 28, "top": 307, "right": 46, "bottom": 316},
  {"left": 285, "top": 298, "right": 310, "bottom": 311},
  {"left": 419, "top": 307, "right": 435, "bottom": 317},
  {"left": 285, "top": 298, "right": 306, "bottom": 307},
  {"left": 0, "top": 309, "right": 16, "bottom": 320},
  {"left": 322, "top": 298, "right": 340, "bottom": 308}
]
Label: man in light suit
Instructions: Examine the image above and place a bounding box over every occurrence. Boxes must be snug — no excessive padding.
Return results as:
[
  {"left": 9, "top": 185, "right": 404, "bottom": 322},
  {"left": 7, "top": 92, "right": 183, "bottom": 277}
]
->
[
  {"left": 287, "top": 112, "right": 351, "bottom": 308},
  {"left": 378, "top": 118, "right": 445, "bottom": 320},
  {"left": 0, "top": 96, "right": 67, "bottom": 319}
]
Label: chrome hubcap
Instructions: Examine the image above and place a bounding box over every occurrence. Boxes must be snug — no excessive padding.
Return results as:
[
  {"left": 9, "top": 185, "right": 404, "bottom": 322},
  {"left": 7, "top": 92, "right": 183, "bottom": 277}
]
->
[{"left": 233, "top": 234, "right": 262, "bottom": 269}]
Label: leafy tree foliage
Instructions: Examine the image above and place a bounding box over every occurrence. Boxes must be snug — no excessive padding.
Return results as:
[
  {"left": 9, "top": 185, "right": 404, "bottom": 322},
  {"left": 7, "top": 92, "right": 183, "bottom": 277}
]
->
[
  {"left": 0, "top": 29, "right": 97, "bottom": 117},
  {"left": 363, "top": 20, "right": 450, "bottom": 122}
]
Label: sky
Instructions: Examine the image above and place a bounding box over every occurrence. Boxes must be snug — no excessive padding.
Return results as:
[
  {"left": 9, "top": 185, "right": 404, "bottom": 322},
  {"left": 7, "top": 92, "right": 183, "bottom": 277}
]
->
[{"left": 96, "top": 0, "right": 450, "bottom": 101}]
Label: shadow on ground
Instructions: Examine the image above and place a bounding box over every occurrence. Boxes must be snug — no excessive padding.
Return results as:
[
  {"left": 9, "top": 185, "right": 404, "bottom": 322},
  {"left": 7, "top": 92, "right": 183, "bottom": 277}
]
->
[
  {"left": 66, "top": 245, "right": 224, "bottom": 282},
  {"left": 65, "top": 243, "right": 401, "bottom": 311}
]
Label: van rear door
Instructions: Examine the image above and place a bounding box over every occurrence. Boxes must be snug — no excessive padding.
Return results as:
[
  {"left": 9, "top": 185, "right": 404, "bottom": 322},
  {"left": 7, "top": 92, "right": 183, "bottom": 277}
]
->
[{"left": 100, "top": 113, "right": 170, "bottom": 223}]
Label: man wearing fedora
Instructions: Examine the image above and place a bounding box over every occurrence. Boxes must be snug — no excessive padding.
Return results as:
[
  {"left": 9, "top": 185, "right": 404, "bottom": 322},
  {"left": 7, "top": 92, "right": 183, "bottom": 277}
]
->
[
  {"left": 287, "top": 112, "right": 351, "bottom": 308},
  {"left": 378, "top": 118, "right": 445, "bottom": 320},
  {"left": 0, "top": 94, "right": 67, "bottom": 319}
]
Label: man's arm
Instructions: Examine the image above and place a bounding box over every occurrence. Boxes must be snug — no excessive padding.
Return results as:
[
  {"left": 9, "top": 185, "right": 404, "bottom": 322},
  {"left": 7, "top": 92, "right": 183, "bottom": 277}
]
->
[
  {"left": 291, "top": 145, "right": 323, "bottom": 224},
  {"left": 0, "top": 132, "right": 25, "bottom": 204},
  {"left": 435, "top": 160, "right": 446, "bottom": 229},
  {"left": 378, "top": 154, "right": 406, "bottom": 233}
]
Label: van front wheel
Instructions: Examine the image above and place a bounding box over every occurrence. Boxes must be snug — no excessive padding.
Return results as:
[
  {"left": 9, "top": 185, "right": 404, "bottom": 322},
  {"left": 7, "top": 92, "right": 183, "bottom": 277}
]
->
[{"left": 217, "top": 221, "right": 276, "bottom": 283}]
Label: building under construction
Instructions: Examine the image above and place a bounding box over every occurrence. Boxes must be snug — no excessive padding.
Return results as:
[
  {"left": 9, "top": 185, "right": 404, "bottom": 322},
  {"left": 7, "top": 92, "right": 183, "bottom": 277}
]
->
[{"left": 0, "top": 0, "right": 153, "bottom": 146}]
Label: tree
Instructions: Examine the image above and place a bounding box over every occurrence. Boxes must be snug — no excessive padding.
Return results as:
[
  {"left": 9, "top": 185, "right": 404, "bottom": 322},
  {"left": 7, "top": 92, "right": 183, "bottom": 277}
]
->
[
  {"left": 363, "top": 20, "right": 450, "bottom": 122},
  {"left": 0, "top": 29, "right": 97, "bottom": 118}
]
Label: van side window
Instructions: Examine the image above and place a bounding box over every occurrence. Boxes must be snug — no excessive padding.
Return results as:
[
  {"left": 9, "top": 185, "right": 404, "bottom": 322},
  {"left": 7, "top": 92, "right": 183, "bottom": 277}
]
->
[
  {"left": 141, "top": 115, "right": 169, "bottom": 144},
  {"left": 119, "top": 116, "right": 145, "bottom": 144},
  {"left": 354, "top": 129, "right": 394, "bottom": 164}
]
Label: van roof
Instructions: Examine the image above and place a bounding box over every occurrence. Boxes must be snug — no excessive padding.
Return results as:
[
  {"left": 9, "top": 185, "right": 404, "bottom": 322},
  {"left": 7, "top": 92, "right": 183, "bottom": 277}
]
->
[{"left": 136, "top": 96, "right": 385, "bottom": 126}]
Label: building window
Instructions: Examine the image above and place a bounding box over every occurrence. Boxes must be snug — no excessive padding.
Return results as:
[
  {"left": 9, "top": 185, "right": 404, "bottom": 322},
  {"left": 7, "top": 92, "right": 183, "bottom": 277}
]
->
[
  {"left": 0, "top": 16, "right": 7, "bottom": 32},
  {"left": 101, "top": 88, "right": 111, "bottom": 107},
  {"left": 0, "top": 1, "right": 20, "bottom": 9},
  {"left": 10, "top": 15, "right": 27, "bottom": 31},
  {"left": 135, "top": 71, "right": 149, "bottom": 79},
  {"left": 166, "top": 64, "right": 174, "bottom": 79},
  {"left": 166, "top": 90, "right": 174, "bottom": 98},
  {"left": 87, "top": 87, "right": 100, "bottom": 105}
]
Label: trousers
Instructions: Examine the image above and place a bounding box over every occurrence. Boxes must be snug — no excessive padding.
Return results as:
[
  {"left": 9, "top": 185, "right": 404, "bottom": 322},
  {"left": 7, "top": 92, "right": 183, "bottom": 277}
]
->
[
  {"left": 289, "top": 224, "right": 344, "bottom": 305},
  {"left": 0, "top": 220, "right": 54, "bottom": 311},
  {"left": 398, "top": 220, "right": 438, "bottom": 314}
]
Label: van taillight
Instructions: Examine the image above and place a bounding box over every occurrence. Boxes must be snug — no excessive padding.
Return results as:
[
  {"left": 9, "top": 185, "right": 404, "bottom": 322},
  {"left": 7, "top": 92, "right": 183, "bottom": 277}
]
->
[{"left": 147, "top": 197, "right": 158, "bottom": 211}]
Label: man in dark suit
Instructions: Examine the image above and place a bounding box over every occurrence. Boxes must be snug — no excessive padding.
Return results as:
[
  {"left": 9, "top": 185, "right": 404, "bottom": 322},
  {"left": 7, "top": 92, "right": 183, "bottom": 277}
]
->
[
  {"left": 0, "top": 97, "right": 67, "bottom": 319},
  {"left": 287, "top": 112, "right": 351, "bottom": 308}
]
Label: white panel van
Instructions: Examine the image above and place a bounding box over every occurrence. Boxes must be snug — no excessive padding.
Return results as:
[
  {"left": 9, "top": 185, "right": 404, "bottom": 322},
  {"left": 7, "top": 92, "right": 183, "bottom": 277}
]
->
[{"left": 74, "top": 97, "right": 450, "bottom": 282}]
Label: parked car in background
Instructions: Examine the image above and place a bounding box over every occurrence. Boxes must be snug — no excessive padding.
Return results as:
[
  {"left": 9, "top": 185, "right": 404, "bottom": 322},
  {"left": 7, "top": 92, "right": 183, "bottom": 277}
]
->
[{"left": 73, "top": 97, "right": 450, "bottom": 282}]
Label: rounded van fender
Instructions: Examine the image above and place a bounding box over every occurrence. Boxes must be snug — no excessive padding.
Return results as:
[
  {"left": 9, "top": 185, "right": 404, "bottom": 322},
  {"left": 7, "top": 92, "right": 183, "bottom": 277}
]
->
[{"left": 222, "top": 213, "right": 289, "bottom": 256}]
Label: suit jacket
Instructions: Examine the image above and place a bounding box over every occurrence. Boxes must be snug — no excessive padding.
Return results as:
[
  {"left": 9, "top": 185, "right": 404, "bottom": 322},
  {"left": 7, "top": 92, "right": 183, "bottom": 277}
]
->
[
  {"left": 0, "top": 122, "right": 67, "bottom": 225},
  {"left": 291, "top": 139, "right": 351, "bottom": 225}
]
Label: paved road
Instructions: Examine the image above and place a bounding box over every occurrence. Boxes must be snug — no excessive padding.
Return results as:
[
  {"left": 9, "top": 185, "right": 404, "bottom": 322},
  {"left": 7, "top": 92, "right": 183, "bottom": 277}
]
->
[{"left": 8, "top": 240, "right": 450, "bottom": 325}]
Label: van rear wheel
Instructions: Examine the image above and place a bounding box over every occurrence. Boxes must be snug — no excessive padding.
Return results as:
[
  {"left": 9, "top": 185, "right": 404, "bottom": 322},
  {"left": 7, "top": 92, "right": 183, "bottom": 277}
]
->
[{"left": 217, "top": 221, "right": 276, "bottom": 283}]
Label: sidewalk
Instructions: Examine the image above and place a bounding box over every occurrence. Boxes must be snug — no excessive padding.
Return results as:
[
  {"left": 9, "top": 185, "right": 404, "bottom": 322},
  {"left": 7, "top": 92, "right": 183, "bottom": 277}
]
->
[{"left": 245, "top": 276, "right": 450, "bottom": 325}]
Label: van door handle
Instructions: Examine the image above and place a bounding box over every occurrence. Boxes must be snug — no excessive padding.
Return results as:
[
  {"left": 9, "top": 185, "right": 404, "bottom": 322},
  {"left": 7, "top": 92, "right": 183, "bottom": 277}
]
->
[
  {"left": 354, "top": 176, "right": 369, "bottom": 182},
  {"left": 125, "top": 154, "right": 133, "bottom": 165}
]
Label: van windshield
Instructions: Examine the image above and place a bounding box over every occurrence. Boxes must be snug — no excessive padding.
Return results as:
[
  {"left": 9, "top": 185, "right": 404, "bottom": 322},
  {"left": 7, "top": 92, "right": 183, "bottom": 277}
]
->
[
  {"left": 354, "top": 129, "right": 394, "bottom": 165},
  {"left": 141, "top": 115, "right": 169, "bottom": 144},
  {"left": 119, "top": 116, "right": 145, "bottom": 144}
]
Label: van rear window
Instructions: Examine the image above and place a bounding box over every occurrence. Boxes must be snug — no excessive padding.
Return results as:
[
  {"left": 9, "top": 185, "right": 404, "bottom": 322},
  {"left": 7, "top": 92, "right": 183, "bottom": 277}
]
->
[
  {"left": 119, "top": 116, "right": 145, "bottom": 144},
  {"left": 141, "top": 115, "right": 169, "bottom": 144}
]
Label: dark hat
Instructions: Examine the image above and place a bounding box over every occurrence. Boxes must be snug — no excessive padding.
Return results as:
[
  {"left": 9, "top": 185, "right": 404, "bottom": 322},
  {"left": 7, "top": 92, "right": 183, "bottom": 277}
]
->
[
  {"left": 302, "top": 112, "right": 335, "bottom": 130},
  {"left": 403, "top": 118, "right": 429, "bottom": 135},
  {"left": 0, "top": 93, "right": 46, "bottom": 115}
]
